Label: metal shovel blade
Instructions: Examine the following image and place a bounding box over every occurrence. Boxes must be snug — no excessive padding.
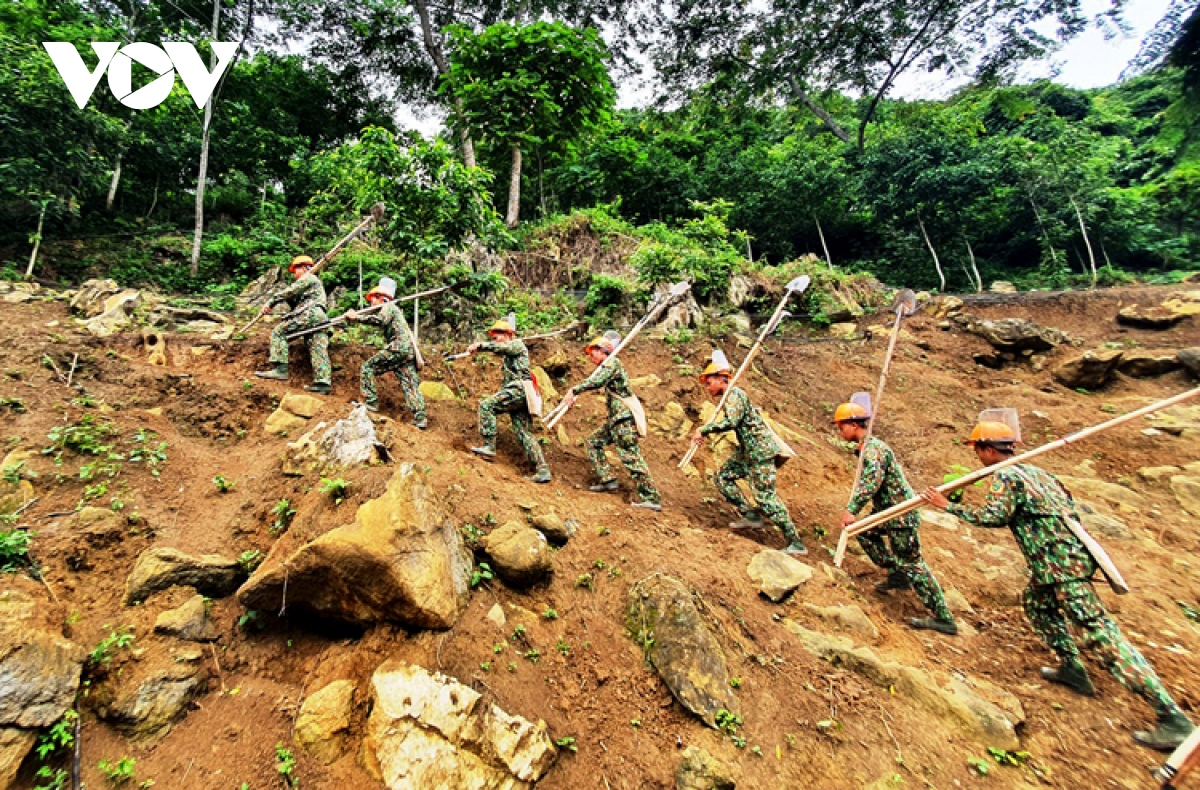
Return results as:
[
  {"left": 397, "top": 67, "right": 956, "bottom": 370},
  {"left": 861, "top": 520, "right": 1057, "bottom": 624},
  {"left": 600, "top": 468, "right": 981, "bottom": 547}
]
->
[
  {"left": 787, "top": 275, "right": 811, "bottom": 294},
  {"left": 893, "top": 288, "right": 917, "bottom": 317},
  {"left": 668, "top": 281, "right": 691, "bottom": 297}
]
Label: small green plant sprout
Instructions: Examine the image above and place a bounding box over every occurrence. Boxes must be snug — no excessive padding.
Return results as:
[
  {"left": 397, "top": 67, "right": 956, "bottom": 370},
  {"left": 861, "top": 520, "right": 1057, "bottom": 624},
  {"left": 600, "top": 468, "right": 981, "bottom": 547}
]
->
[
  {"left": 88, "top": 626, "right": 134, "bottom": 666},
  {"left": 812, "top": 524, "right": 828, "bottom": 538},
  {"left": 237, "top": 549, "right": 263, "bottom": 574},
  {"left": 511, "top": 624, "right": 527, "bottom": 641},
  {"left": 480, "top": 661, "right": 491, "bottom": 672},
  {"left": 523, "top": 649, "right": 541, "bottom": 663},
  {"left": 715, "top": 709, "right": 743, "bottom": 738},
  {"left": 128, "top": 430, "right": 168, "bottom": 477},
  {"left": 542, "top": 607, "right": 558, "bottom": 620},
  {"left": 237, "top": 610, "right": 265, "bottom": 632},
  {"left": 109, "top": 496, "right": 125, "bottom": 512},
  {"left": 275, "top": 743, "right": 298, "bottom": 787},
  {"left": 731, "top": 735, "right": 747, "bottom": 749},
  {"left": 35, "top": 710, "right": 77, "bottom": 760},
  {"left": 319, "top": 477, "right": 349, "bottom": 504},
  {"left": 630, "top": 719, "right": 641, "bottom": 729},
  {"left": 34, "top": 766, "right": 70, "bottom": 790},
  {"left": 0, "top": 397, "right": 27, "bottom": 413},
  {"left": 596, "top": 525, "right": 610, "bottom": 536},
  {"left": 71, "top": 394, "right": 97, "bottom": 409},
  {"left": 728, "top": 676, "right": 742, "bottom": 689},
  {"left": 607, "top": 565, "right": 621, "bottom": 578},
  {"left": 460, "top": 522, "right": 483, "bottom": 545},
  {"left": 967, "top": 757, "right": 990, "bottom": 776},
  {"left": 270, "top": 499, "right": 296, "bottom": 536},
  {"left": 593, "top": 558, "right": 607, "bottom": 570},
  {"left": 987, "top": 747, "right": 1031, "bottom": 767},
  {"left": 576, "top": 573, "right": 594, "bottom": 590},
  {"left": 507, "top": 661, "right": 517, "bottom": 672},
  {"left": 554, "top": 736, "right": 578, "bottom": 753},
  {"left": 2, "top": 461, "right": 24, "bottom": 484},
  {"left": 98, "top": 756, "right": 136, "bottom": 785},
  {"left": 784, "top": 733, "right": 797, "bottom": 747},
  {"left": 492, "top": 641, "right": 506, "bottom": 654},
  {"left": 212, "top": 474, "right": 234, "bottom": 493},
  {"left": 750, "top": 745, "right": 763, "bottom": 757},
  {"left": 470, "top": 562, "right": 495, "bottom": 589},
  {"left": 0, "top": 527, "right": 32, "bottom": 572},
  {"left": 555, "top": 639, "right": 571, "bottom": 656}
]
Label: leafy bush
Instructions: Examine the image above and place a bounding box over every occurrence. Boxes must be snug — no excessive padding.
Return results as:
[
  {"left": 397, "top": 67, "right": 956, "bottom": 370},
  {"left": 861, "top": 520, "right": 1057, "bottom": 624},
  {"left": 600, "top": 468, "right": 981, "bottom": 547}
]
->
[{"left": 0, "top": 528, "right": 31, "bottom": 572}]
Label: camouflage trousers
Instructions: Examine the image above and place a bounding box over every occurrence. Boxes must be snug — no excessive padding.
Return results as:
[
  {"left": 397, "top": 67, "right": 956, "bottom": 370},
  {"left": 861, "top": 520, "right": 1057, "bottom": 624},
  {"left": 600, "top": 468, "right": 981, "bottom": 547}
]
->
[
  {"left": 858, "top": 527, "right": 954, "bottom": 621},
  {"left": 1025, "top": 580, "right": 1179, "bottom": 716},
  {"left": 716, "top": 456, "right": 799, "bottom": 542},
  {"left": 362, "top": 350, "right": 426, "bottom": 421},
  {"left": 587, "top": 418, "right": 660, "bottom": 504},
  {"left": 269, "top": 322, "right": 331, "bottom": 385},
  {"left": 479, "top": 384, "right": 548, "bottom": 472}
]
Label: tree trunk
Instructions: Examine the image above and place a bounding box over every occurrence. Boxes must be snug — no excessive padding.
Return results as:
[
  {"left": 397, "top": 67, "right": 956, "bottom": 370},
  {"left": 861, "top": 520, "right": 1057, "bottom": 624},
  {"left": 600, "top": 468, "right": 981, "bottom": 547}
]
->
[
  {"left": 916, "top": 213, "right": 946, "bottom": 292},
  {"left": 506, "top": 143, "right": 522, "bottom": 228},
  {"left": 962, "top": 234, "right": 982, "bottom": 292},
  {"left": 814, "top": 213, "right": 833, "bottom": 268},
  {"left": 786, "top": 75, "right": 851, "bottom": 143},
  {"left": 105, "top": 152, "right": 122, "bottom": 211},
  {"left": 1027, "top": 195, "right": 1060, "bottom": 268},
  {"left": 24, "top": 201, "right": 47, "bottom": 278},
  {"left": 1069, "top": 195, "right": 1098, "bottom": 287},
  {"left": 413, "top": 0, "right": 476, "bottom": 167},
  {"left": 145, "top": 177, "right": 159, "bottom": 220},
  {"left": 190, "top": 0, "right": 220, "bottom": 276}
]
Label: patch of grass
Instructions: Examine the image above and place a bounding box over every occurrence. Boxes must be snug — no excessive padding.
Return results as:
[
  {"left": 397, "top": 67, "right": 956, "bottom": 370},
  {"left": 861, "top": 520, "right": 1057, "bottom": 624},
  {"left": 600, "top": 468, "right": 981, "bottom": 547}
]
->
[
  {"left": 270, "top": 499, "right": 296, "bottom": 536},
  {"left": 275, "top": 743, "right": 298, "bottom": 787},
  {"left": 555, "top": 639, "right": 571, "bottom": 656},
  {"left": 44, "top": 415, "right": 119, "bottom": 458},
  {"left": 576, "top": 573, "right": 593, "bottom": 590},
  {"left": 319, "top": 477, "right": 349, "bottom": 504},
  {"left": 88, "top": 626, "right": 134, "bottom": 667},
  {"left": 97, "top": 756, "right": 136, "bottom": 785},
  {"left": 237, "top": 549, "right": 263, "bottom": 574},
  {"left": 0, "top": 397, "right": 27, "bottom": 413},
  {"left": 2, "top": 461, "right": 25, "bottom": 484}
]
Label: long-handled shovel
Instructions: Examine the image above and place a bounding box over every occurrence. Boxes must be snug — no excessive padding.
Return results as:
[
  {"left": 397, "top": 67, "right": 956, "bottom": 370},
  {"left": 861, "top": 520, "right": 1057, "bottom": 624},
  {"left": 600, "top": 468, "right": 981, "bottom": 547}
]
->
[
  {"left": 542, "top": 281, "right": 691, "bottom": 431},
  {"left": 679, "top": 275, "right": 811, "bottom": 469},
  {"left": 238, "top": 202, "right": 386, "bottom": 335},
  {"left": 833, "top": 385, "right": 1200, "bottom": 567},
  {"left": 442, "top": 322, "right": 584, "bottom": 362},
  {"left": 1155, "top": 724, "right": 1200, "bottom": 788},
  {"left": 284, "top": 284, "right": 455, "bottom": 342},
  {"left": 845, "top": 288, "right": 917, "bottom": 500}
]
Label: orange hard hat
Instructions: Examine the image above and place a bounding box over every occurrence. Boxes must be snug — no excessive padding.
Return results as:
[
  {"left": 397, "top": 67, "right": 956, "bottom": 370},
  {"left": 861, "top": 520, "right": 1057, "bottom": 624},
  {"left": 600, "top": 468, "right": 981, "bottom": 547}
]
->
[
  {"left": 699, "top": 349, "right": 733, "bottom": 382},
  {"left": 585, "top": 335, "right": 615, "bottom": 355},
  {"left": 289, "top": 255, "right": 314, "bottom": 273},
  {"left": 488, "top": 318, "right": 515, "bottom": 335},
  {"left": 968, "top": 421, "right": 1018, "bottom": 447},
  {"left": 833, "top": 402, "right": 870, "bottom": 423}
]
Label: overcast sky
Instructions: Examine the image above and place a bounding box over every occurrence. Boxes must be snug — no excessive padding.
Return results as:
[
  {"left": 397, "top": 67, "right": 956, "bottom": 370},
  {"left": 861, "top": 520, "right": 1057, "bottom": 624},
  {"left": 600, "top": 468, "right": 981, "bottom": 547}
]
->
[{"left": 401, "top": 0, "right": 1173, "bottom": 134}]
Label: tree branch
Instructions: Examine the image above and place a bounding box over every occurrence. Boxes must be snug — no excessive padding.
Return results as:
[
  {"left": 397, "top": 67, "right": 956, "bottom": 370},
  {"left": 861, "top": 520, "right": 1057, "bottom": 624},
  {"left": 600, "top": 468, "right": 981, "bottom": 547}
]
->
[{"left": 787, "top": 74, "right": 851, "bottom": 143}]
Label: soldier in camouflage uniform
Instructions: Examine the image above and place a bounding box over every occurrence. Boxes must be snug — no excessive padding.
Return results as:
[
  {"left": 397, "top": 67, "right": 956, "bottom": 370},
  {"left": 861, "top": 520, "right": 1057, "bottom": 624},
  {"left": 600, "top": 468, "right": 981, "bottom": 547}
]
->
[
  {"left": 921, "top": 419, "right": 1195, "bottom": 751},
  {"left": 467, "top": 318, "right": 551, "bottom": 484},
  {"left": 560, "top": 333, "right": 661, "bottom": 511},
  {"left": 254, "top": 255, "right": 332, "bottom": 394},
  {"left": 343, "top": 277, "right": 427, "bottom": 428},
  {"left": 834, "top": 400, "right": 957, "bottom": 634},
  {"left": 691, "top": 354, "right": 806, "bottom": 556}
]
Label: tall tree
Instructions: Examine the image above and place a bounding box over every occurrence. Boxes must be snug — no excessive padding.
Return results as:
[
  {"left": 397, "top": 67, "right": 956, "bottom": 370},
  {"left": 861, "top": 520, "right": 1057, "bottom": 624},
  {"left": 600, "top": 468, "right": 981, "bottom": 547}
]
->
[{"left": 443, "top": 21, "right": 615, "bottom": 227}]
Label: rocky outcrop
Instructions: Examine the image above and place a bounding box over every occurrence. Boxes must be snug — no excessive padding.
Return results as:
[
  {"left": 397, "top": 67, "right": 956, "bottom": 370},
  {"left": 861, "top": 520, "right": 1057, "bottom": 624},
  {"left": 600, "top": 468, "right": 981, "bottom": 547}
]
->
[
  {"left": 1116, "top": 351, "right": 1181, "bottom": 378},
  {"left": 1053, "top": 349, "right": 1124, "bottom": 390},
  {"left": 1170, "top": 475, "right": 1200, "bottom": 517},
  {"left": 1057, "top": 475, "right": 1148, "bottom": 514},
  {"left": 526, "top": 509, "right": 574, "bottom": 545},
  {"left": 627, "top": 575, "right": 739, "bottom": 728},
  {"left": 69, "top": 278, "right": 122, "bottom": 318},
  {"left": 953, "top": 314, "right": 1066, "bottom": 353},
  {"left": 924, "top": 295, "right": 963, "bottom": 321},
  {"left": 281, "top": 404, "right": 387, "bottom": 474},
  {"left": 651, "top": 402, "right": 694, "bottom": 440},
  {"left": 1179, "top": 348, "right": 1200, "bottom": 378},
  {"left": 124, "top": 548, "right": 241, "bottom": 605},
  {"left": 153, "top": 595, "right": 217, "bottom": 642},
  {"left": 92, "top": 652, "right": 206, "bottom": 738},
  {"left": 238, "top": 463, "right": 472, "bottom": 629},
  {"left": 480, "top": 522, "right": 553, "bottom": 587},
  {"left": 676, "top": 745, "right": 736, "bottom": 790},
  {"left": 296, "top": 679, "right": 356, "bottom": 764},
  {"left": 801, "top": 603, "right": 880, "bottom": 643},
  {"left": 784, "top": 621, "right": 1022, "bottom": 749},
  {"left": 82, "top": 289, "right": 142, "bottom": 337},
  {"left": 364, "top": 661, "right": 557, "bottom": 789},
  {"left": 1116, "top": 305, "right": 1186, "bottom": 330},
  {"left": 746, "top": 550, "right": 813, "bottom": 602},
  {"left": 418, "top": 381, "right": 459, "bottom": 401}
]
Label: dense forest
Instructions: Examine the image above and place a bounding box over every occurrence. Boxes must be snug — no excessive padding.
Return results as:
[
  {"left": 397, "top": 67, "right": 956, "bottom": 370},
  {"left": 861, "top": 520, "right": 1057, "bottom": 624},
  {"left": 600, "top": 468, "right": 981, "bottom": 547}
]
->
[{"left": 3, "top": 0, "right": 1200, "bottom": 306}]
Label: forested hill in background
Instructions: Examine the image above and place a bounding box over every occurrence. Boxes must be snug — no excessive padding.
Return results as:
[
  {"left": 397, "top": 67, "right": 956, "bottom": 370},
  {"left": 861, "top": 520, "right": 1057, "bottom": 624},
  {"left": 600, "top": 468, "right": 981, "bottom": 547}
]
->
[{"left": 3, "top": 0, "right": 1200, "bottom": 302}]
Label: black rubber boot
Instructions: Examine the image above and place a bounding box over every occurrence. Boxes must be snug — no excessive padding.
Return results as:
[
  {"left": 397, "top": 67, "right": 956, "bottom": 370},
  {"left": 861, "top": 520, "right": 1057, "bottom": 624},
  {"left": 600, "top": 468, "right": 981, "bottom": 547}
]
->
[
  {"left": 254, "top": 364, "right": 288, "bottom": 381},
  {"left": 875, "top": 570, "right": 911, "bottom": 592},
  {"left": 910, "top": 617, "right": 959, "bottom": 636},
  {"left": 1040, "top": 660, "right": 1096, "bottom": 697},
  {"left": 589, "top": 479, "right": 619, "bottom": 493},
  {"left": 1133, "top": 711, "right": 1195, "bottom": 752},
  {"left": 470, "top": 441, "right": 497, "bottom": 459},
  {"left": 304, "top": 382, "right": 331, "bottom": 395}
]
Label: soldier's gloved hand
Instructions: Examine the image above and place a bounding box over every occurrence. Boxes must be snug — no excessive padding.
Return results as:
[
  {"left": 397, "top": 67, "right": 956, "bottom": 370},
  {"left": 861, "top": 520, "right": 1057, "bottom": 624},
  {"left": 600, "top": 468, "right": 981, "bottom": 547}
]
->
[
  {"left": 344, "top": 309, "right": 358, "bottom": 322},
  {"left": 840, "top": 510, "right": 857, "bottom": 528},
  {"left": 564, "top": 388, "right": 576, "bottom": 407},
  {"left": 258, "top": 304, "right": 270, "bottom": 317},
  {"left": 467, "top": 342, "right": 481, "bottom": 354},
  {"left": 691, "top": 429, "right": 704, "bottom": 445}
]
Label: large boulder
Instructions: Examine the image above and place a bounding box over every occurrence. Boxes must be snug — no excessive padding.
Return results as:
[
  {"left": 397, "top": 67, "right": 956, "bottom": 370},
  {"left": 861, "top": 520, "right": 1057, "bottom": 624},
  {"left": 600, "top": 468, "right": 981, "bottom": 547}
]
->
[
  {"left": 526, "top": 509, "right": 574, "bottom": 545},
  {"left": 1179, "top": 348, "right": 1200, "bottom": 378},
  {"left": 295, "top": 679, "right": 356, "bottom": 765},
  {"left": 924, "top": 295, "right": 963, "bottom": 321},
  {"left": 627, "top": 575, "right": 739, "bottom": 728},
  {"left": 124, "top": 548, "right": 241, "bottom": 605},
  {"left": 69, "top": 278, "right": 122, "bottom": 317},
  {"left": 651, "top": 402, "right": 694, "bottom": 441},
  {"left": 238, "top": 463, "right": 472, "bottom": 629},
  {"left": 91, "top": 653, "right": 207, "bottom": 738},
  {"left": 746, "top": 551, "right": 813, "bottom": 602},
  {"left": 1117, "top": 351, "right": 1182, "bottom": 378},
  {"left": 281, "top": 404, "right": 387, "bottom": 474},
  {"left": 676, "top": 745, "right": 736, "bottom": 790},
  {"left": 83, "top": 289, "right": 142, "bottom": 337},
  {"left": 480, "top": 522, "right": 553, "bottom": 587},
  {"left": 784, "top": 621, "right": 1022, "bottom": 749},
  {"left": 1052, "top": 348, "right": 1124, "bottom": 390},
  {"left": 952, "top": 314, "right": 1066, "bottom": 353},
  {"left": 0, "top": 584, "right": 84, "bottom": 738},
  {"left": 364, "top": 661, "right": 557, "bottom": 789},
  {"left": 153, "top": 595, "right": 218, "bottom": 642},
  {"left": 1117, "top": 304, "right": 1188, "bottom": 330},
  {"left": 1057, "top": 475, "right": 1148, "bottom": 514}
]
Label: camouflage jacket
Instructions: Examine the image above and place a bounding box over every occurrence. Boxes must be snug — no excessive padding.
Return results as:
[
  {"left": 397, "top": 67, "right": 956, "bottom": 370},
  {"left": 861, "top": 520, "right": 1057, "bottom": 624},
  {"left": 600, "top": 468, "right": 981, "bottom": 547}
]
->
[
  {"left": 478, "top": 339, "right": 532, "bottom": 389},
  {"left": 846, "top": 437, "right": 919, "bottom": 531},
  {"left": 574, "top": 357, "right": 634, "bottom": 424},
  {"left": 359, "top": 301, "right": 415, "bottom": 358},
  {"left": 946, "top": 463, "right": 1097, "bottom": 586},
  {"left": 270, "top": 273, "right": 327, "bottom": 326},
  {"left": 699, "top": 386, "right": 779, "bottom": 465}
]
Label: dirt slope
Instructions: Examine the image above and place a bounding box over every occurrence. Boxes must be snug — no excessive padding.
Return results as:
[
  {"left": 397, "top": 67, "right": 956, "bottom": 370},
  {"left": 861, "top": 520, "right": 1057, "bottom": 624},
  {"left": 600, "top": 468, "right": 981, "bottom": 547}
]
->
[{"left": 4, "top": 284, "right": 1199, "bottom": 789}]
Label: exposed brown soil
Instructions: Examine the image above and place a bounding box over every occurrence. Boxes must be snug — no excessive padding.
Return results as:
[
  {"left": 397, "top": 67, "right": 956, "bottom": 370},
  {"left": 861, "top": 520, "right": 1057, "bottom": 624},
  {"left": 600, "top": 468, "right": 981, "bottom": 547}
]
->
[{"left": 4, "top": 284, "right": 1200, "bottom": 789}]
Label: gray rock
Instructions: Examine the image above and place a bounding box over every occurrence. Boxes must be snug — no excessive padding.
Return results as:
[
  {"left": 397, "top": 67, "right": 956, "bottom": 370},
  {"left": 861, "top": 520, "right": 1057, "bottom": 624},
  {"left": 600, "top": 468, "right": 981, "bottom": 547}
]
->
[
  {"left": 527, "top": 510, "right": 575, "bottom": 545},
  {"left": 746, "top": 550, "right": 813, "bottom": 602},
  {"left": 627, "top": 575, "right": 738, "bottom": 728},
  {"left": 1117, "top": 304, "right": 1188, "bottom": 330},
  {"left": 1117, "top": 351, "right": 1181, "bottom": 378},
  {"left": 0, "top": 727, "right": 37, "bottom": 789},
  {"left": 125, "top": 548, "right": 241, "bottom": 605},
  {"left": 92, "top": 658, "right": 206, "bottom": 737},
  {"left": 953, "top": 314, "right": 1065, "bottom": 353},
  {"left": 0, "top": 585, "right": 84, "bottom": 730},
  {"left": 481, "top": 522, "right": 553, "bottom": 587},
  {"left": 1053, "top": 348, "right": 1124, "bottom": 390},
  {"left": 1078, "top": 505, "right": 1130, "bottom": 539},
  {"left": 1179, "top": 348, "right": 1200, "bottom": 378},
  {"left": 296, "top": 679, "right": 355, "bottom": 765},
  {"left": 153, "top": 595, "right": 218, "bottom": 642},
  {"left": 676, "top": 745, "right": 736, "bottom": 790}
]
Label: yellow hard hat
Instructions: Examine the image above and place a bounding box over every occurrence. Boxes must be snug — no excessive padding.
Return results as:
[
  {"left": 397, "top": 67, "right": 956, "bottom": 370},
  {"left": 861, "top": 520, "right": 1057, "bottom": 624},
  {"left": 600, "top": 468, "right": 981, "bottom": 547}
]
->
[
  {"left": 488, "top": 319, "right": 515, "bottom": 335},
  {"left": 833, "top": 402, "right": 870, "bottom": 423},
  {"left": 968, "top": 421, "right": 1017, "bottom": 447},
  {"left": 585, "top": 335, "right": 615, "bottom": 355},
  {"left": 698, "top": 362, "right": 733, "bottom": 382},
  {"left": 289, "top": 255, "right": 314, "bottom": 272}
]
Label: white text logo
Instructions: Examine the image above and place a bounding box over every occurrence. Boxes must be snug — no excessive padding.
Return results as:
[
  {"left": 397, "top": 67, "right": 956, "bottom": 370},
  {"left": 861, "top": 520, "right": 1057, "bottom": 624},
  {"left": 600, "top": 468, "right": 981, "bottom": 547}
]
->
[{"left": 42, "top": 41, "right": 237, "bottom": 110}]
